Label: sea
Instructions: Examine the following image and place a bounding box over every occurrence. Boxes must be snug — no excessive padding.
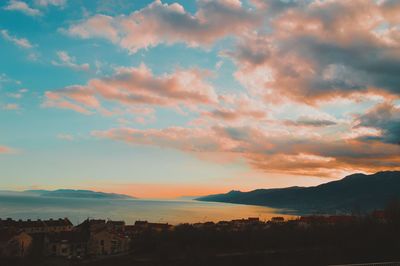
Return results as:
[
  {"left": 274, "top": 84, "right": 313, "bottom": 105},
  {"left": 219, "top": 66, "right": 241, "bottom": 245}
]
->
[{"left": 0, "top": 194, "right": 294, "bottom": 225}]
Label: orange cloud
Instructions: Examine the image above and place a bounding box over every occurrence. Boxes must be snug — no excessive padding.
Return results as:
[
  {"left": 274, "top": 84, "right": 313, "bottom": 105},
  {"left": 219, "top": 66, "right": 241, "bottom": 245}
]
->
[{"left": 92, "top": 125, "right": 400, "bottom": 178}]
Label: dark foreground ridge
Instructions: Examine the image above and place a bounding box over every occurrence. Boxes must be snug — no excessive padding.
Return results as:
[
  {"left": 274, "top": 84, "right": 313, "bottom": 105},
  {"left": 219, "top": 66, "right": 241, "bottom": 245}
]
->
[
  {"left": 1, "top": 201, "right": 400, "bottom": 266},
  {"left": 197, "top": 171, "right": 400, "bottom": 213}
]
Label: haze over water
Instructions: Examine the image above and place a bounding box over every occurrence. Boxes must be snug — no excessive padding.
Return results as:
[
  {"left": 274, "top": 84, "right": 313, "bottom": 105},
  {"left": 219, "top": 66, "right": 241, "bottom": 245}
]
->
[{"left": 0, "top": 194, "right": 293, "bottom": 225}]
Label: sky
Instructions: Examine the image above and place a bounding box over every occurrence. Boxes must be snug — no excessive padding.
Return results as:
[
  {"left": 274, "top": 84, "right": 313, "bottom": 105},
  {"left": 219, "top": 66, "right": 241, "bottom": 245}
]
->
[{"left": 0, "top": 0, "right": 399, "bottom": 198}]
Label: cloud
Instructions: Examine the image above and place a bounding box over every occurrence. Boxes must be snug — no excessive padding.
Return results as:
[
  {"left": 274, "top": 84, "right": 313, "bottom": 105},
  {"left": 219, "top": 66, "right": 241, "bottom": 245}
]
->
[
  {"left": 4, "top": 0, "right": 41, "bottom": 16},
  {"left": 225, "top": 0, "right": 400, "bottom": 103},
  {"left": 66, "top": 0, "right": 260, "bottom": 53},
  {"left": 35, "top": 0, "right": 400, "bottom": 179},
  {"left": 198, "top": 94, "right": 267, "bottom": 123},
  {"left": 0, "top": 73, "right": 21, "bottom": 89},
  {"left": 43, "top": 64, "right": 218, "bottom": 114},
  {"left": 284, "top": 117, "right": 337, "bottom": 127},
  {"left": 93, "top": 125, "right": 400, "bottom": 177},
  {"left": 92, "top": 127, "right": 235, "bottom": 153},
  {"left": 52, "top": 51, "right": 90, "bottom": 71},
  {"left": 7, "top": 88, "right": 28, "bottom": 99},
  {"left": 2, "top": 103, "right": 20, "bottom": 110},
  {"left": 0, "top": 29, "right": 33, "bottom": 49},
  {"left": 35, "top": 0, "right": 66, "bottom": 7},
  {"left": 355, "top": 102, "right": 400, "bottom": 145},
  {"left": 0, "top": 145, "right": 15, "bottom": 154},
  {"left": 57, "top": 133, "right": 74, "bottom": 141},
  {"left": 204, "top": 108, "right": 265, "bottom": 121}
]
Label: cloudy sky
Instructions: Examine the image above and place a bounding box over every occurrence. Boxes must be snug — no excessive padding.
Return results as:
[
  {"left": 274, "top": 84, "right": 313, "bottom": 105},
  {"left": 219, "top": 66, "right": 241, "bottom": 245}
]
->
[{"left": 0, "top": 0, "right": 399, "bottom": 198}]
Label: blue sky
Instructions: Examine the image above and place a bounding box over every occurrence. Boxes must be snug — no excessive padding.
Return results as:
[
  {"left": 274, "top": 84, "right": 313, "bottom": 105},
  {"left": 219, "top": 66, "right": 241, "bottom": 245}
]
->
[{"left": 0, "top": 0, "right": 399, "bottom": 198}]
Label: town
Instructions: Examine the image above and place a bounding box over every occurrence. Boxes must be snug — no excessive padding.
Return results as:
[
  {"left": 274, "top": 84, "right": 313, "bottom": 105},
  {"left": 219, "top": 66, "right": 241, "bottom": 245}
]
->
[
  {"left": 0, "top": 217, "right": 172, "bottom": 258},
  {"left": 1, "top": 206, "right": 399, "bottom": 265}
]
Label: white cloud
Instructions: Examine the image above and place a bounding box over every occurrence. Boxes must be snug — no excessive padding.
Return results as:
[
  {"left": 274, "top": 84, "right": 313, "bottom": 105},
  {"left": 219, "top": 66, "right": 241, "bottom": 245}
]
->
[
  {"left": 57, "top": 133, "right": 74, "bottom": 141},
  {"left": 35, "top": 0, "right": 66, "bottom": 7},
  {"left": 51, "top": 51, "right": 90, "bottom": 71},
  {"left": 7, "top": 88, "right": 28, "bottom": 99},
  {"left": 4, "top": 0, "right": 41, "bottom": 16},
  {"left": 0, "top": 29, "right": 33, "bottom": 49}
]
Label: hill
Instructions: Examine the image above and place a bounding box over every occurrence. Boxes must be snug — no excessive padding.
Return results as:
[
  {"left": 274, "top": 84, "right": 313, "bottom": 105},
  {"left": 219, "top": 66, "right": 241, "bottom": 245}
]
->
[
  {"left": 22, "top": 189, "right": 136, "bottom": 200},
  {"left": 196, "top": 171, "right": 400, "bottom": 214}
]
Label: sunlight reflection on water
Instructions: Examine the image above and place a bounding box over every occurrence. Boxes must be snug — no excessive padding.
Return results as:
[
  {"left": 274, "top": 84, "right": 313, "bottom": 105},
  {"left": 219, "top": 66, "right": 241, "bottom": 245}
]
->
[{"left": 0, "top": 195, "right": 295, "bottom": 224}]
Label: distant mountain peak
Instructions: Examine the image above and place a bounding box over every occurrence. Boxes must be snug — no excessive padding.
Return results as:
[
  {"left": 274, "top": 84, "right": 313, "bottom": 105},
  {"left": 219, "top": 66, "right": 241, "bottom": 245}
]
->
[
  {"left": 341, "top": 173, "right": 366, "bottom": 180},
  {"left": 197, "top": 171, "right": 400, "bottom": 214},
  {"left": 23, "top": 189, "right": 136, "bottom": 200}
]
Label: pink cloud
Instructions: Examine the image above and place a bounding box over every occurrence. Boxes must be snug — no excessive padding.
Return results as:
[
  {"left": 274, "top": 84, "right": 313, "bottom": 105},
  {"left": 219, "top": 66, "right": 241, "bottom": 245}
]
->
[
  {"left": 44, "top": 64, "right": 217, "bottom": 114},
  {"left": 0, "top": 145, "right": 15, "bottom": 154},
  {"left": 225, "top": 0, "right": 400, "bottom": 103},
  {"left": 199, "top": 94, "right": 267, "bottom": 123},
  {"left": 47, "top": 0, "right": 400, "bottom": 179},
  {"left": 92, "top": 127, "right": 237, "bottom": 152},
  {"left": 93, "top": 125, "right": 400, "bottom": 177},
  {"left": 66, "top": 0, "right": 260, "bottom": 53}
]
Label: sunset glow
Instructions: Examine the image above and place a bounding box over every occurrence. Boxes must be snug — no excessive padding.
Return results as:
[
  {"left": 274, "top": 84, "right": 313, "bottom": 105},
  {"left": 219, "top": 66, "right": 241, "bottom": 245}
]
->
[{"left": 1, "top": 0, "right": 400, "bottom": 198}]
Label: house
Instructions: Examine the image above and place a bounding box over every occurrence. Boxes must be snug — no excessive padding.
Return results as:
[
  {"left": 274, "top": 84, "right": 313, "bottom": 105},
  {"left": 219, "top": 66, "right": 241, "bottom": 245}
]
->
[
  {"left": 87, "top": 228, "right": 130, "bottom": 256},
  {"left": 270, "top": 217, "right": 285, "bottom": 223},
  {"left": 124, "top": 225, "right": 137, "bottom": 236},
  {"left": 134, "top": 221, "right": 172, "bottom": 232},
  {"left": 45, "top": 231, "right": 87, "bottom": 258},
  {"left": 106, "top": 220, "right": 125, "bottom": 232},
  {"left": 0, "top": 218, "right": 17, "bottom": 229},
  {"left": 76, "top": 219, "right": 107, "bottom": 232},
  {"left": 43, "top": 218, "right": 73, "bottom": 233},
  {"left": 17, "top": 219, "right": 47, "bottom": 234},
  {"left": 231, "top": 217, "right": 261, "bottom": 228},
  {"left": 0, "top": 229, "right": 32, "bottom": 257},
  {"left": 1, "top": 218, "right": 73, "bottom": 234},
  {"left": 216, "top": 221, "right": 230, "bottom": 229}
]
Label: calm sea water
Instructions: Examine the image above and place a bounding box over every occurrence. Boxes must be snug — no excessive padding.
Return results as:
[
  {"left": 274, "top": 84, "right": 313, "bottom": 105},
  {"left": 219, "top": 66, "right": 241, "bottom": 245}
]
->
[{"left": 0, "top": 194, "right": 294, "bottom": 225}]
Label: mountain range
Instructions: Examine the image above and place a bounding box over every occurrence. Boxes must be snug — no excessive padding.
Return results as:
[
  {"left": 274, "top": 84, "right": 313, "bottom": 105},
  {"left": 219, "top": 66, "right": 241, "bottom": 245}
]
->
[
  {"left": 196, "top": 171, "right": 400, "bottom": 214},
  {"left": 0, "top": 189, "right": 136, "bottom": 200}
]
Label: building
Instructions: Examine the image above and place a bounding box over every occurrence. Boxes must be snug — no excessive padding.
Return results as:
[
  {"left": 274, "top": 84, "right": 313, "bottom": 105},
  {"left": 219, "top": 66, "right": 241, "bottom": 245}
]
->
[
  {"left": 45, "top": 231, "right": 88, "bottom": 258},
  {"left": 87, "top": 228, "right": 130, "bottom": 256},
  {"left": 231, "top": 217, "right": 261, "bottom": 228},
  {"left": 106, "top": 220, "right": 125, "bottom": 232},
  {"left": 270, "top": 217, "right": 285, "bottom": 223},
  {"left": 17, "top": 219, "right": 47, "bottom": 234},
  {"left": 0, "top": 229, "right": 32, "bottom": 257},
  {"left": 0, "top": 218, "right": 17, "bottom": 229},
  {"left": 134, "top": 221, "right": 172, "bottom": 232},
  {"left": 44, "top": 218, "right": 73, "bottom": 233},
  {"left": 0, "top": 218, "right": 73, "bottom": 234},
  {"left": 76, "top": 219, "right": 107, "bottom": 232}
]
